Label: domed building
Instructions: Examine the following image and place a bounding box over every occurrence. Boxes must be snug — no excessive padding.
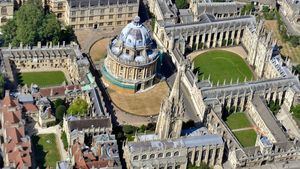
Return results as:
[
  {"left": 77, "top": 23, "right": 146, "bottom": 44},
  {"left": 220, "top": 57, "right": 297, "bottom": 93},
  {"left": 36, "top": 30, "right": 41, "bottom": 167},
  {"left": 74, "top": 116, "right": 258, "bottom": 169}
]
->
[{"left": 101, "top": 16, "right": 161, "bottom": 93}]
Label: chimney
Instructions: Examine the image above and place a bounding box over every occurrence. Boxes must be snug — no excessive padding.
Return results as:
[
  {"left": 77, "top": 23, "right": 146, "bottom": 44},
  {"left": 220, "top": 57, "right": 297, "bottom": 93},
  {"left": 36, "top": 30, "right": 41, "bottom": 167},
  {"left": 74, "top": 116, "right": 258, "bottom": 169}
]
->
[
  {"left": 20, "top": 42, "right": 23, "bottom": 49},
  {"left": 49, "top": 42, "right": 53, "bottom": 48},
  {"left": 62, "top": 41, "right": 65, "bottom": 47}
]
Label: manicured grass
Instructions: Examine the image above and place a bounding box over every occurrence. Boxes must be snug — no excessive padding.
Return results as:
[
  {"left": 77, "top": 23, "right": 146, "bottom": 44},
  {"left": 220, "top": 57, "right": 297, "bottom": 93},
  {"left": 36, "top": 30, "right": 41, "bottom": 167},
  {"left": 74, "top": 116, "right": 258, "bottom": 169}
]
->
[
  {"left": 32, "top": 134, "right": 61, "bottom": 168},
  {"left": 233, "top": 129, "right": 257, "bottom": 147},
  {"left": 193, "top": 50, "right": 254, "bottom": 85},
  {"left": 225, "top": 112, "right": 252, "bottom": 130},
  {"left": 19, "top": 71, "right": 66, "bottom": 87}
]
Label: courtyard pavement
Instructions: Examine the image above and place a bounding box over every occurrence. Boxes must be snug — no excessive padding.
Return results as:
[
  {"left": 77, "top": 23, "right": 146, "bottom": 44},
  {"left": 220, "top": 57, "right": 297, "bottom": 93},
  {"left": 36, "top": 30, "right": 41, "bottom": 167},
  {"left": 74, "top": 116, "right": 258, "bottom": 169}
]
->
[{"left": 187, "top": 46, "right": 248, "bottom": 60}]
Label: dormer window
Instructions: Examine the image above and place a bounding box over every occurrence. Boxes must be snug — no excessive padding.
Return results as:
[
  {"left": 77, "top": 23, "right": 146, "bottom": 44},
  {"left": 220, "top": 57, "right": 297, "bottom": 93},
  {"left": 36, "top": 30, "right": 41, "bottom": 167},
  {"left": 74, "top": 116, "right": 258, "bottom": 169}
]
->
[
  {"left": 136, "top": 51, "right": 140, "bottom": 56},
  {"left": 126, "top": 50, "right": 129, "bottom": 54}
]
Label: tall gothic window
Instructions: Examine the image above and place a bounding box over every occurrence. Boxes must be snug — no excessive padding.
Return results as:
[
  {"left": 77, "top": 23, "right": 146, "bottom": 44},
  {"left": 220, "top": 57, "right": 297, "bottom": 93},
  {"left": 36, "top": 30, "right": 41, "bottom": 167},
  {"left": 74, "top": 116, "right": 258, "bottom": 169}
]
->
[{"left": 1, "top": 7, "right": 7, "bottom": 15}]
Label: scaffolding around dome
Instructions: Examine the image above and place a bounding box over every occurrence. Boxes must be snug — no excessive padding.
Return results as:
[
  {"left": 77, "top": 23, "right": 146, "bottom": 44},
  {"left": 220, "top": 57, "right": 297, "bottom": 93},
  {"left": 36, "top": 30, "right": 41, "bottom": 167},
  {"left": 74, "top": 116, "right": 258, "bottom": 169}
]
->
[{"left": 101, "top": 16, "right": 161, "bottom": 93}]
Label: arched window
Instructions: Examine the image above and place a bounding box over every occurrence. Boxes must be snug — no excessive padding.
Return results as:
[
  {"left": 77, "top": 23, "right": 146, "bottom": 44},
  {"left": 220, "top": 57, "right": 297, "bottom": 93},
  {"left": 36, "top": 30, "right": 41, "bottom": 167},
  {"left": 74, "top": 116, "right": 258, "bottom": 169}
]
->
[
  {"left": 133, "top": 155, "right": 138, "bottom": 160},
  {"left": 150, "top": 154, "right": 155, "bottom": 159},
  {"left": 158, "top": 153, "right": 163, "bottom": 158},
  {"left": 1, "top": 17, "right": 7, "bottom": 23},
  {"left": 141, "top": 154, "right": 147, "bottom": 159},
  {"left": 174, "top": 151, "right": 179, "bottom": 156},
  {"left": 166, "top": 152, "right": 171, "bottom": 157},
  {"left": 1, "top": 7, "right": 7, "bottom": 15}
]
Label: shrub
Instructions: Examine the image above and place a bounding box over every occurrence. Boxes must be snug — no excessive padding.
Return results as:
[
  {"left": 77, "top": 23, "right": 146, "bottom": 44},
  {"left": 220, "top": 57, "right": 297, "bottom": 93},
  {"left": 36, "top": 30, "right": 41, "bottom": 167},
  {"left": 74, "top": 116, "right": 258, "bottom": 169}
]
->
[
  {"left": 122, "top": 125, "right": 138, "bottom": 135},
  {"left": 146, "top": 123, "right": 156, "bottom": 131}
]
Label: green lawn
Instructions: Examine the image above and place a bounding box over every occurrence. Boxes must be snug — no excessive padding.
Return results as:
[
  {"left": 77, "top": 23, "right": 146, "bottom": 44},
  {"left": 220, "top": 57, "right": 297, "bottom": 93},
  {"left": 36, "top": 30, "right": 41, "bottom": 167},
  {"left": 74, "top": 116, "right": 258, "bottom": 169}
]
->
[
  {"left": 32, "top": 134, "right": 61, "bottom": 168},
  {"left": 193, "top": 50, "right": 254, "bottom": 85},
  {"left": 19, "top": 71, "right": 66, "bottom": 87},
  {"left": 233, "top": 129, "right": 257, "bottom": 147},
  {"left": 225, "top": 112, "right": 252, "bottom": 130}
]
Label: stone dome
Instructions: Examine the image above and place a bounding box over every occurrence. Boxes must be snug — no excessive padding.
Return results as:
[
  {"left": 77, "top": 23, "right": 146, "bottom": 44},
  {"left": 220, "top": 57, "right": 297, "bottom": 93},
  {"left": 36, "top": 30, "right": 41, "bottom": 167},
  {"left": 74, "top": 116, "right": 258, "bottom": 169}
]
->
[
  {"left": 118, "top": 16, "right": 152, "bottom": 48},
  {"left": 109, "top": 16, "right": 159, "bottom": 64}
]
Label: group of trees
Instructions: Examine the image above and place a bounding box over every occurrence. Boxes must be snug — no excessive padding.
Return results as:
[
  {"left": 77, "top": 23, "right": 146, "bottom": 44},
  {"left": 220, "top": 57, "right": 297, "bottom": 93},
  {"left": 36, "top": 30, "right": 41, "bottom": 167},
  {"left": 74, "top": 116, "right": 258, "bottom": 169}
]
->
[
  {"left": 53, "top": 97, "right": 89, "bottom": 123},
  {"left": 1, "top": 0, "right": 75, "bottom": 47},
  {"left": 67, "top": 98, "right": 89, "bottom": 116}
]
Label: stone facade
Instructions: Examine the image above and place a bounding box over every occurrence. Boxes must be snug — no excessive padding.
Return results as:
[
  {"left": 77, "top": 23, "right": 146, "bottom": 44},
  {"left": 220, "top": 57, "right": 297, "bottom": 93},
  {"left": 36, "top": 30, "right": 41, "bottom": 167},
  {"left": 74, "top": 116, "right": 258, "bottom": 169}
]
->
[
  {"left": 1, "top": 42, "right": 90, "bottom": 87},
  {"left": 47, "top": 0, "right": 139, "bottom": 30},
  {"left": 279, "top": 0, "right": 300, "bottom": 30},
  {"left": 147, "top": 0, "right": 300, "bottom": 168},
  {"left": 123, "top": 67, "right": 225, "bottom": 169},
  {"left": 0, "top": 0, "right": 13, "bottom": 27}
]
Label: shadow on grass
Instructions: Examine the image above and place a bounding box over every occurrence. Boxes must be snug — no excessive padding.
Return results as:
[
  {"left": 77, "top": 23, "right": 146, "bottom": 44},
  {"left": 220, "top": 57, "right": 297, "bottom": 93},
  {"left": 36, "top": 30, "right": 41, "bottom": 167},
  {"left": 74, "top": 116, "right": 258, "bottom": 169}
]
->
[{"left": 31, "top": 135, "right": 47, "bottom": 169}]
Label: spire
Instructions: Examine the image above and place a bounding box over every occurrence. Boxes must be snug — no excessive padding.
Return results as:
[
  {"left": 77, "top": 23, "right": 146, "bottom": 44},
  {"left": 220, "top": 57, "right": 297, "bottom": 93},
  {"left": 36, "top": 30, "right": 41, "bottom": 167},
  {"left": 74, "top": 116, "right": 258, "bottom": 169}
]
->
[
  {"left": 155, "top": 66, "right": 184, "bottom": 139},
  {"left": 169, "top": 67, "right": 182, "bottom": 102}
]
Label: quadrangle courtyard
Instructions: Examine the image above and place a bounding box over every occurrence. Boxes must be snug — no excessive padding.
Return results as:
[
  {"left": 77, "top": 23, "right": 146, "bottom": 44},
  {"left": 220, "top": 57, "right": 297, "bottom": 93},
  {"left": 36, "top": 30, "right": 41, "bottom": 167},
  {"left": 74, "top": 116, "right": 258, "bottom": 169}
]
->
[
  {"left": 18, "top": 71, "right": 67, "bottom": 88},
  {"left": 31, "top": 133, "right": 61, "bottom": 168},
  {"left": 224, "top": 112, "right": 257, "bottom": 147}
]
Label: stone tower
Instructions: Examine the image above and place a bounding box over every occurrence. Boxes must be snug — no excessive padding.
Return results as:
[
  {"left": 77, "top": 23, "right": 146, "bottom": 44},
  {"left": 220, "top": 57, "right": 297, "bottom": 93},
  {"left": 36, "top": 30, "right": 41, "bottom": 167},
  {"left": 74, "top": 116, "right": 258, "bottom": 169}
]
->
[{"left": 155, "top": 67, "right": 184, "bottom": 139}]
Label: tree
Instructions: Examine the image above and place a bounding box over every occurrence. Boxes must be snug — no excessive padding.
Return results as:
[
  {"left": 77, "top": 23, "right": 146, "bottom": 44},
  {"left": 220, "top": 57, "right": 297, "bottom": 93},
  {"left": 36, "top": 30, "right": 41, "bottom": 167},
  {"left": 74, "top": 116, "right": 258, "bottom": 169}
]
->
[
  {"left": 1, "top": 0, "right": 75, "bottom": 46},
  {"left": 175, "top": 0, "right": 188, "bottom": 9},
  {"left": 40, "top": 13, "right": 61, "bottom": 44},
  {"left": 55, "top": 105, "right": 66, "bottom": 122},
  {"left": 13, "top": 1, "right": 44, "bottom": 46},
  {"left": 67, "top": 98, "right": 88, "bottom": 116},
  {"left": 54, "top": 98, "right": 64, "bottom": 108}
]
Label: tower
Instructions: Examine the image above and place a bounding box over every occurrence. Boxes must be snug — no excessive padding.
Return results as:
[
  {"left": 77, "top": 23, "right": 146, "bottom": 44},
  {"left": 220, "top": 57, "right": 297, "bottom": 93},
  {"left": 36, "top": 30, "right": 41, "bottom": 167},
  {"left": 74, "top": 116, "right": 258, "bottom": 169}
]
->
[{"left": 155, "top": 67, "right": 184, "bottom": 139}]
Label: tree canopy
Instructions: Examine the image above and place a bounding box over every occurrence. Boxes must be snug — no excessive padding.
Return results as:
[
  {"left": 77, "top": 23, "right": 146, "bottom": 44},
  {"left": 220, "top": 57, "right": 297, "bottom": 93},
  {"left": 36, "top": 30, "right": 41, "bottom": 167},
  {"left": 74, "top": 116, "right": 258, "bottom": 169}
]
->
[
  {"left": 1, "top": 0, "right": 74, "bottom": 46},
  {"left": 67, "top": 98, "right": 89, "bottom": 116},
  {"left": 55, "top": 105, "right": 67, "bottom": 122},
  {"left": 175, "top": 0, "right": 188, "bottom": 9}
]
